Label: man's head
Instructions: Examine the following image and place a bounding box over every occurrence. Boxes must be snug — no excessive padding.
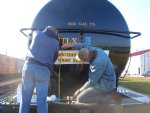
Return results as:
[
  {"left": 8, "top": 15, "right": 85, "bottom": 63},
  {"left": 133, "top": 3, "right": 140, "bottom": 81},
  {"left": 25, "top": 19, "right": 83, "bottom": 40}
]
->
[
  {"left": 76, "top": 48, "right": 92, "bottom": 62},
  {"left": 42, "top": 26, "right": 58, "bottom": 40}
]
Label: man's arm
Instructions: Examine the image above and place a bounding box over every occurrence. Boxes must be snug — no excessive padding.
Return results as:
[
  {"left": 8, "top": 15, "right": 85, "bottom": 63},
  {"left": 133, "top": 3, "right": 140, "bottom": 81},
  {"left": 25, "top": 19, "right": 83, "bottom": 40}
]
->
[
  {"left": 61, "top": 43, "right": 87, "bottom": 50},
  {"left": 73, "top": 43, "right": 87, "bottom": 49},
  {"left": 80, "top": 63, "right": 106, "bottom": 91},
  {"left": 54, "top": 42, "right": 60, "bottom": 63}
]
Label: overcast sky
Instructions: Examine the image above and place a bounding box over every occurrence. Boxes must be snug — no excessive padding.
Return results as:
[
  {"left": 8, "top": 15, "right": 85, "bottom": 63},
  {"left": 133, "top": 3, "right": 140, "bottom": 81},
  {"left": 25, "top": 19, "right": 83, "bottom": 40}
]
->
[{"left": 0, "top": 0, "right": 149, "bottom": 59}]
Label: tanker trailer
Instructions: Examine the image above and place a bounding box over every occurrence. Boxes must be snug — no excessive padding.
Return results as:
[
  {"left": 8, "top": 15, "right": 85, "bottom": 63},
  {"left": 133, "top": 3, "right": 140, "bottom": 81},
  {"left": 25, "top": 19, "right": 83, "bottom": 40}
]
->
[
  {"left": 0, "top": 0, "right": 143, "bottom": 113},
  {"left": 21, "top": 0, "right": 141, "bottom": 98}
]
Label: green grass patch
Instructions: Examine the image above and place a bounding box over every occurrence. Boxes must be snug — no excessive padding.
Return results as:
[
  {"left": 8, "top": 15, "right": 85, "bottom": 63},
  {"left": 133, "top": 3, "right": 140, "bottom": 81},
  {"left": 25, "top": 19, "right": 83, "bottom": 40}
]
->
[{"left": 119, "top": 76, "right": 150, "bottom": 95}]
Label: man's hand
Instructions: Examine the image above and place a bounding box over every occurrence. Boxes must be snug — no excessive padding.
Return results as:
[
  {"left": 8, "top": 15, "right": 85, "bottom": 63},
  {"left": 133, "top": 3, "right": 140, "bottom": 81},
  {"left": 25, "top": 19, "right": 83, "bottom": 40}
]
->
[
  {"left": 72, "top": 89, "right": 81, "bottom": 100},
  {"left": 61, "top": 43, "right": 73, "bottom": 49}
]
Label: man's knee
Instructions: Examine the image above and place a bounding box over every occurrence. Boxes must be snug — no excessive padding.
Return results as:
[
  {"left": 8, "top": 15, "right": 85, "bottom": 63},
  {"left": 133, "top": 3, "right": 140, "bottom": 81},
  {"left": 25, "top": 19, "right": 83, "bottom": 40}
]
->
[{"left": 107, "top": 89, "right": 123, "bottom": 104}]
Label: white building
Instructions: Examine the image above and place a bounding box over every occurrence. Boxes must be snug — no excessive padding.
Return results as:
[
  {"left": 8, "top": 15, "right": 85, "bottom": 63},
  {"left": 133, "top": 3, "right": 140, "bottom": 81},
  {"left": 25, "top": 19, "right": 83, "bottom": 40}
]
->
[
  {"left": 124, "top": 49, "right": 150, "bottom": 75},
  {"left": 141, "top": 51, "right": 150, "bottom": 74}
]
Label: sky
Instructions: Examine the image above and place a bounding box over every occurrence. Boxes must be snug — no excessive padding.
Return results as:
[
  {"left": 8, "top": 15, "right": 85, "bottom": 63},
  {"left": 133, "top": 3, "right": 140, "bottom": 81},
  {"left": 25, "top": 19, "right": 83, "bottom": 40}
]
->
[{"left": 0, "top": 0, "right": 150, "bottom": 59}]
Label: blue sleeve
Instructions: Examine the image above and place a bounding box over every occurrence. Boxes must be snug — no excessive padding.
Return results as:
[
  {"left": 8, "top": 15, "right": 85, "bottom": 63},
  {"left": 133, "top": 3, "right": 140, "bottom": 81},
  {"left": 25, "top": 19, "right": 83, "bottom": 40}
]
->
[
  {"left": 53, "top": 42, "right": 60, "bottom": 62},
  {"left": 80, "top": 62, "right": 106, "bottom": 91}
]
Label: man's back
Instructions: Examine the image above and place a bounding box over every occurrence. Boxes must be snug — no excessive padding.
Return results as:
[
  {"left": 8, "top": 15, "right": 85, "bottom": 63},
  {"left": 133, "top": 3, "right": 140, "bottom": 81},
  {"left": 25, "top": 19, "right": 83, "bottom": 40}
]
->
[
  {"left": 27, "top": 30, "right": 59, "bottom": 66},
  {"left": 88, "top": 47, "right": 116, "bottom": 92}
]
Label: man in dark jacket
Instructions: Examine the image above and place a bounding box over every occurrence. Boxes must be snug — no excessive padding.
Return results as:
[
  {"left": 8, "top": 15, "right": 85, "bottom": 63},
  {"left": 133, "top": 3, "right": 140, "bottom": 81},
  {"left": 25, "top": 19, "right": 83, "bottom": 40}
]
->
[
  {"left": 19, "top": 26, "right": 59, "bottom": 113},
  {"left": 61, "top": 43, "right": 116, "bottom": 104}
]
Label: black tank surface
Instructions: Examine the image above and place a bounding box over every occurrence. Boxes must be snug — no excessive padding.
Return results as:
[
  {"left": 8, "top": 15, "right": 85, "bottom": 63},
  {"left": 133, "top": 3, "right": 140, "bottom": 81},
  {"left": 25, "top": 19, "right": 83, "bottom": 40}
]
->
[{"left": 31, "top": 0, "right": 140, "bottom": 97}]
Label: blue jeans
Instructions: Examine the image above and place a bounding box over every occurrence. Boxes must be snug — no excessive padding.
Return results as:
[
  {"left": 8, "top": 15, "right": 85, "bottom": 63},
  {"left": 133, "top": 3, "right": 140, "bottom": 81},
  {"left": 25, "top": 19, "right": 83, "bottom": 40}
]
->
[
  {"left": 77, "top": 87, "right": 109, "bottom": 103},
  {"left": 19, "top": 62, "right": 51, "bottom": 113}
]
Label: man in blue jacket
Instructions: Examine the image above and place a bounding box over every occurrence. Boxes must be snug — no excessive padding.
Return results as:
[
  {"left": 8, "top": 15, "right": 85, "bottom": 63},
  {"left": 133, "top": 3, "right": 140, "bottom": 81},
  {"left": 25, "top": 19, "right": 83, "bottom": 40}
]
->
[
  {"left": 19, "top": 26, "right": 59, "bottom": 113},
  {"left": 61, "top": 43, "right": 116, "bottom": 103}
]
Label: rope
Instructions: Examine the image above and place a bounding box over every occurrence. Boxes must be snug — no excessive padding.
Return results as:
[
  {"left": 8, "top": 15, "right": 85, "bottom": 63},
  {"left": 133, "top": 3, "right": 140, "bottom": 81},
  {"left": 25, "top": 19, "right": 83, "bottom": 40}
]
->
[
  {"left": 121, "top": 54, "right": 131, "bottom": 78},
  {"left": 58, "top": 49, "right": 64, "bottom": 98},
  {"left": 58, "top": 59, "right": 61, "bottom": 98}
]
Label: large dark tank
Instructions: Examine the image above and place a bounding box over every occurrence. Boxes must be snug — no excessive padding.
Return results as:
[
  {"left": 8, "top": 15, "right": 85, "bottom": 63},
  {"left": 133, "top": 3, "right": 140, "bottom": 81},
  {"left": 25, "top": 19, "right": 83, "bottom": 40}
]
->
[{"left": 22, "top": 0, "right": 140, "bottom": 97}]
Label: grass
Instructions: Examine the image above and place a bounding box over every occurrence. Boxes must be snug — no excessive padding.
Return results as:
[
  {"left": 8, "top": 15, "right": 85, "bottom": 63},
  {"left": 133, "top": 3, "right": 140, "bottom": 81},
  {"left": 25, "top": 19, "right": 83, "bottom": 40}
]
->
[{"left": 119, "top": 76, "right": 150, "bottom": 95}]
